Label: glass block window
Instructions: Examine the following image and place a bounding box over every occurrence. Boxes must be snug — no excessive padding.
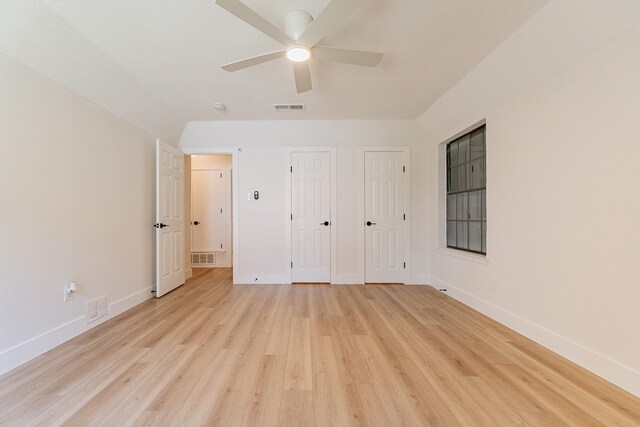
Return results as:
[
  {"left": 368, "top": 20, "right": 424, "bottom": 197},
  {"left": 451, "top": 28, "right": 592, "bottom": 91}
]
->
[{"left": 446, "top": 125, "right": 486, "bottom": 254}]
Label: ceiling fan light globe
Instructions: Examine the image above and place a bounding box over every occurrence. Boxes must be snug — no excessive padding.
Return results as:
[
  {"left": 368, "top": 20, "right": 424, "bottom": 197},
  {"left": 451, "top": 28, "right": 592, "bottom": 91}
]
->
[{"left": 286, "top": 46, "right": 311, "bottom": 62}]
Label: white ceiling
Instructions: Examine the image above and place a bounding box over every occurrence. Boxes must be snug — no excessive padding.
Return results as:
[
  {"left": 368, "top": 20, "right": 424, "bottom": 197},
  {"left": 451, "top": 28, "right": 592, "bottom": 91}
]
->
[{"left": 1, "top": 0, "right": 548, "bottom": 141}]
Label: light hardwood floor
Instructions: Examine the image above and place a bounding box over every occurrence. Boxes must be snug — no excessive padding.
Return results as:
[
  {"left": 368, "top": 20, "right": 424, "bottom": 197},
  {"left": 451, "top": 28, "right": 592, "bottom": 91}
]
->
[{"left": 1, "top": 268, "right": 639, "bottom": 426}]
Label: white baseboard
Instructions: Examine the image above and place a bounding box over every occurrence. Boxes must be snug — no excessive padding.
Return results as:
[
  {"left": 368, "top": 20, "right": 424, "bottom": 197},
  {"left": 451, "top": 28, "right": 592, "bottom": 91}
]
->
[
  {"left": 407, "top": 274, "right": 430, "bottom": 285},
  {"left": 0, "top": 286, "right": 153, "bottom": 376},
  {"left": 233, "top": 274, "right": 292, "bottom": 285},
  {"left": 430, "top": 276, "right": 640, "bottom": 398},
  {"left": 184, "top": 269, "right": 193, "bottom": 280},
  {"left": 332, "top": 274, "right": 364, "bottom": 285},
  {"left": 109, "top": 286, "right": 154, "bottom": 317},
  {"left": 331, "top": 273, "right": 429, "bottom": 285},
  {"left": 231, "top": 273, "right": 424, "bottom": 286}
]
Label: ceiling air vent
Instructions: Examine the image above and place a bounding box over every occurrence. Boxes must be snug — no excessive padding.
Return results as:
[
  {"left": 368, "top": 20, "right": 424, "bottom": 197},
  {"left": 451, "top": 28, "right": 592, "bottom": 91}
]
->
[{"left": 274, "top": 104, "right": 305, "bottom": 112}]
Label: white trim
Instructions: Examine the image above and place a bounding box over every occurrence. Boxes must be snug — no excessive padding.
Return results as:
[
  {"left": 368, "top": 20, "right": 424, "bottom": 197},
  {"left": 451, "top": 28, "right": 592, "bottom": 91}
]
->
[
  {"left": 358, "top": 147, "right": 412, "bottom": 284},
  {"left": 332, "top": 274, "right": 364, "bottom": 285},
  {"left": 439, "top": 119, "right": 486, "bottom": 146},
  {"left": 407, "top": 274, "right": 430, "bottom": 285},
  {"left": 284, "top": 150, "right": 292, "bottom": 284},
  {"left": 109, "top": 286, "right": 154, "bottom": 317},
  {"left": 431, "top": 276, "right": 640, "bottom": 398},
  {"left": 181, "top": 147, "right": 240, "bottom": 284},
  {"left": 437, "top": 247, "right": 488, "bottom": 264},
  {"left": 184, "top": 268, "right": 193, "bottom": 280},
  {"left": 0, "top": 286, "right": 153, "bottom": 376},
  {"left": 233, "top": 273, "right": 292, "bottom": 285},
  {"left": 285, "top": 147, "right": 337, "bottom": 285}
]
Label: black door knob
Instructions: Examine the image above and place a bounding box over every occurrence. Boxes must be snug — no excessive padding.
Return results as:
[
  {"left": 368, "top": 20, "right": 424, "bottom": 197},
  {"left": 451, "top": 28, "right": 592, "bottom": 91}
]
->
[
  {"left": 322, "top": 221, "right": 330, "bottom": 226},
  {"left": 193, "top": 221, "right": 200, "bottom": 225},
  {"left": 366, "top": 221, "right": 377, "bottom": 226},
  {"left": 159, "top": 223, "right": 169, "bottom": 228}
]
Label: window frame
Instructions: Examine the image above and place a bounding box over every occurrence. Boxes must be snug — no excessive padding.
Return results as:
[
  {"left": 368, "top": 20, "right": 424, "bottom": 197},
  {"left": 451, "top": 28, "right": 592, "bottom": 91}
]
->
[{"left": 445, "top": 124, "right": 486, "bottom": 255}]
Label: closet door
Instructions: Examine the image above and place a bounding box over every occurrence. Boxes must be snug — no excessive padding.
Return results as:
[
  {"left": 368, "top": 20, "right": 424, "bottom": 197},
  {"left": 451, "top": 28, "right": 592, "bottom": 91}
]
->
[
  {"left": 364, "top": 151, "right": 404, "bottom": 283},
  {"left": 291, "top": 152, "right": 331, "bottom": 283},
  {"left": 191, "top": 170, "right": 226, "bottom": 252}
]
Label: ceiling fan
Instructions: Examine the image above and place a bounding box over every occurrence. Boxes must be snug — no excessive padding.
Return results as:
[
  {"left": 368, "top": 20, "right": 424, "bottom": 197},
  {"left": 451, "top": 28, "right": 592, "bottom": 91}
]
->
[{"left": 215, "top": 0, "right": 383, "bottom": 93}]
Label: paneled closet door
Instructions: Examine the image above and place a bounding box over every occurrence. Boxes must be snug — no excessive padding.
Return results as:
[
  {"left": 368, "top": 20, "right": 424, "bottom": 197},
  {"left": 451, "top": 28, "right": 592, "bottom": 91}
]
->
[
  {"left": 364, "top": 151, "right": 404, "bottom": 283},
  {"left": 291, "top": 152, "right": 331, "bottom": 283}
]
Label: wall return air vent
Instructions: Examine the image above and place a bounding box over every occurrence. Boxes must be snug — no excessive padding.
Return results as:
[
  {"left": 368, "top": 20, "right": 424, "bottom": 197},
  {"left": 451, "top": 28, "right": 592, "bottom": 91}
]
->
[
  {"left": 274, "top": 104, "right": 305, "bottom": 112},
  {"left": 192, "top": 253, "right": 216, "bottom": 265}
]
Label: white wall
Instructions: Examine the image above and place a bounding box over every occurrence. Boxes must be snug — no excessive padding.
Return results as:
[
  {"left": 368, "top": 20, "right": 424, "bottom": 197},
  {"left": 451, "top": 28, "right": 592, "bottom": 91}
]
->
[
  {"left": 0, "top": 53, "right": 156, "bottom": 375},
  {"left": 183, "top": 155, "right": 192, "bottom": 276},
  {"left": 180, "top": 120, "right": 429, "bottom": 285},
  {"left": 190, "top": 154, "right": 233, "bottom": 268},
  {"left": 418, "top": 0, "right": 640, "bottom": 396},
  {"left": 0, "top": 0, "right": 181, "bottom": 142}
]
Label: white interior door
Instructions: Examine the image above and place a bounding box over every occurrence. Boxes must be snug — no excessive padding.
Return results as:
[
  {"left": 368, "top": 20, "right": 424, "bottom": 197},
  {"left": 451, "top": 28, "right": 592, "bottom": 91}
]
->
[
  {"left": 191, "top": 169, "right": 226, "bottom": 252},
  {"left": 291, "top": 152, "right": 331, "bottom": 283},
  {"left": 156, "top": 139, "right": 185, "bottom": 297},
  {"left": 365, "top": 151, "right": 405, "bottom": 283}
]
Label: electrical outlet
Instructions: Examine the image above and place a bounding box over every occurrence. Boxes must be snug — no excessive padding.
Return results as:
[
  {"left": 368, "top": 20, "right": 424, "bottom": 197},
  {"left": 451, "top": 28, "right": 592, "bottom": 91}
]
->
[{"left": 64, "top": 281, "right": 76, "bottom": 302}]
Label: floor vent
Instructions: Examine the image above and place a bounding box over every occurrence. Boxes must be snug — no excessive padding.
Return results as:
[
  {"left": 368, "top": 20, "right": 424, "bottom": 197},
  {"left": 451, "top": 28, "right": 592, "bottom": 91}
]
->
[
  {"left": 274, "top": 104, "right": 305, "bottom": 111},
  {"left": 192, "top": 253, "right": 215, "bottom": 265},
  {"left": 86, "top": 296, "right": 109, "bottom": 324}
]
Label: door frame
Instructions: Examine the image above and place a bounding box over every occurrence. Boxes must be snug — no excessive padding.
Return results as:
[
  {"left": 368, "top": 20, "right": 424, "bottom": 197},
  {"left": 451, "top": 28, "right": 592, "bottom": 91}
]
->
[
  {"left": 285, "top": 147, "right": 337, "bottom": 284},
  {"left": 358, "top": 147, "right": 411, "bottom": 284},
  {"left": 181, "top": 147, "right": 240, "bottom": 284}
]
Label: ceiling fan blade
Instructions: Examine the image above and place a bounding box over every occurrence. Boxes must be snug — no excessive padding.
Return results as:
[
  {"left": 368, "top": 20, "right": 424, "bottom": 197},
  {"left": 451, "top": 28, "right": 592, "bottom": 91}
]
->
[
  {"left": 221, "top": 50, "right": 286, "bottom": 72},
  {"left": 215, "top": 0, "right": 292, "bottom": 46},
  {"left": 293, "top": 62, "right": 312, "bottom": 93},
  {"left": 313, "top": 46, "right": 382, "bottom": 67},
  {"left": 296, "top": 0, "right": 368, "bottom": 47}
]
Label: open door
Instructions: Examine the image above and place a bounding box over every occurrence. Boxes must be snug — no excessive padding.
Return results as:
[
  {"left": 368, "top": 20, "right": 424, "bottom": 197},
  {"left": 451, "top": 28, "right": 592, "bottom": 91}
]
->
[{"left": 155, "top": 139, "right": 185, "bottom": 297}]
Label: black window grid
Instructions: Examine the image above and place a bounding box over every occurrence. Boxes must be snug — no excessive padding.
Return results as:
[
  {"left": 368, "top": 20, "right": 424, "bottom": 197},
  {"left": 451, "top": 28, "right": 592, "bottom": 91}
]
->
[{"left": 446, "top": 125, "right": 486, "bottom": 255}]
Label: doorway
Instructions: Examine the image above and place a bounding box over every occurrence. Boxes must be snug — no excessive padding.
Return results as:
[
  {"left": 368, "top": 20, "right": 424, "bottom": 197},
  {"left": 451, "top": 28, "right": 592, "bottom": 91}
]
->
[{"left": 188, "top": 154, "right": 233, "bottom": 270}]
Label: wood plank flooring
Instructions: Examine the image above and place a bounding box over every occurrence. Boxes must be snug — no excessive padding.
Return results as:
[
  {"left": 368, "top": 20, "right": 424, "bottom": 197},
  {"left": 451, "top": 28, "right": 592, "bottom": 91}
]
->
[{"left": 1, "top": 267, "right": 639, "bottom": 426}]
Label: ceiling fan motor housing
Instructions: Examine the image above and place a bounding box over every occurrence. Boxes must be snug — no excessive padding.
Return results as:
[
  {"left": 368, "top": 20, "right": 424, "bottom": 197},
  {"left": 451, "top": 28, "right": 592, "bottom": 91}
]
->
[{"left": 285, "top": 10, "right": 313, "bottom": 41}]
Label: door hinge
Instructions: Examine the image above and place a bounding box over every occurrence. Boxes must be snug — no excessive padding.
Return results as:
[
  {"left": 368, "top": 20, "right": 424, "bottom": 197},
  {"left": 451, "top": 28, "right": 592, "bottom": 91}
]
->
[
  {"left": 221, "top": 243, "right": 223, "bottom": 249},
  {"left": 220, "top": 172, "right": 222, "bottom": 178},
  {"left": 403, "top": 166, "right": 406, "bottom": 173},
  {"left": 220, "top": 208, "right": 223, "bottom": 214},
  {"left": 291, "top": 261, "right": 293, "bottom": 268},
  {"left": 403, "top": 262, "right": 406, "bottom": 269},
  {"left": 403, "top": 213, "right": 406, "bottom": 220},
  {"left": 291, "top": 214, "right": 293, "bottom": 220},
  {"left": 290, "top": 166, "right": 293, "bottom": 173}
]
